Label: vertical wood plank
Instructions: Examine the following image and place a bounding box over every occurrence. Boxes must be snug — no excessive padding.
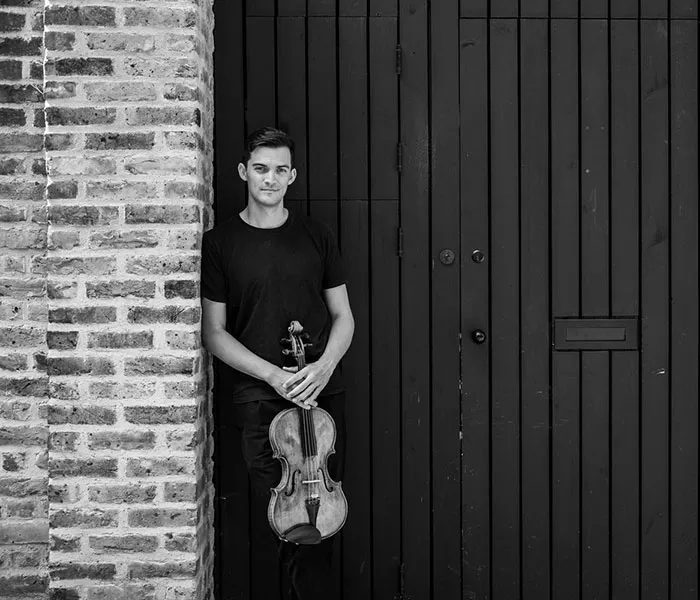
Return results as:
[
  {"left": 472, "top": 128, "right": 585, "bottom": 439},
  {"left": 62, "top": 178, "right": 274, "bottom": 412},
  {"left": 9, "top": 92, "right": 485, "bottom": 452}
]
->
[
  {"left": 580, "top": 21, "right": 610, "bottom": 600},
  {"left": 278, "top": 0, "right": 306, "bottom": 16},
  {"left": 611, "top": 0, "right": 639, "bottom": 18},
  {"left": 640, "top": 18, "right": 670, "bottom": 600},
  {"left": 247, "top": 0, "right": 275, "bottom": 17},
  {"left": 519, "top": 18, "right": 551, "bottom": 600},
  {"left": 369, "top": 201, "right": 402, "bottom": 600},
  {"left": 308, "top": 17, "right": 338, "bottom": 201},
  {"left": 460, "top": 0, "right": 488, "bottom": 18},
  {"left": 369, "top": 0, "right": 398, "bottom": 17},
  {"left": 431, "top": 0, "right": 461, "bottom": 598},
  {"left": 641, "top": 0, "right": 668, "bottom": 17},
  {"left": 551, "top": 0, "right": 578, "bottom": 18},
  {"left": 309, "top": 0, "right": 336, "bottom": 16},
  {"left": 369, "top": 17, "right": 399, "bottom": 200},
  {"left": 610, "top": 18, "right": 641, "bottom": 600},
  {"left": 459, "top": 17, "right": 490, "bottom": 600},
  {"left": 581, "top": 0, "right": 608, "bottom": 18},
  {"left": 490, "top": 0, "right": 519, "bottom": 17},
  {"left": 338, "top": 18, "right": 368, "bottom": 201},
  {"left": 490, "top": 18, "right": 522, "bottom": 600},
  {"left": 339, "top": 200, "right": 372, "bottom": 599},
  {"left": 214, "top": 1, "right": 245, "bottom": 221},
  {"left": 246, "top": 17, "right": 277, "bottom": 134},
  {"left": 340, "top": 0, "right": 367, "bottom": 17},
  {"left": 671, "top": 0, "right": 697, "bottom": 18},
  {"left": 277, "top": 18, "right": 308, "bottom": 209},
  {"left": 521, "top": 0, "right": 549, "bottom": 17},
  {"left": 670, "top": 19, "right": 699, "bottom": 600},
  {"left": 399, "top": 0, "right": 431, "bottom": 598},
  {"left": 550, "top": 17, "right": 580, "bottom": 600}
]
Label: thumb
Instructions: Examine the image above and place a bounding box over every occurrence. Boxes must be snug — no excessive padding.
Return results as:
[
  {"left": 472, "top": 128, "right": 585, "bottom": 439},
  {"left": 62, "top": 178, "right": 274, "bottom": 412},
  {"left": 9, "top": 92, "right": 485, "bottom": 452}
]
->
[{"left": 282, "top": 366, "right": 298, "bottom": 372}]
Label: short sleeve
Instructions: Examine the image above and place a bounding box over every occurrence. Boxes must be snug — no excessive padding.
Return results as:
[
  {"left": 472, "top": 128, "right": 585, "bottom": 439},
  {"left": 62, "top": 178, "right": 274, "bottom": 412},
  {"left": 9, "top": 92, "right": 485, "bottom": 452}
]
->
[
  {"left": 200, "top": 231, "right": 227, "bottom": 302},
  {"left": 322, "top": 226, "right": 346, "bottom": 290}
]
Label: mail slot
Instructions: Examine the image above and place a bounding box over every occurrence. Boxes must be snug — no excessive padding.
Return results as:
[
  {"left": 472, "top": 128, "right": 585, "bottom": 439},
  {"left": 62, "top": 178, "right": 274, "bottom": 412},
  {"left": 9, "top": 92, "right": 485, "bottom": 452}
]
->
[{"left": 553, "top": 318, "right": 639, "bottom": 351}]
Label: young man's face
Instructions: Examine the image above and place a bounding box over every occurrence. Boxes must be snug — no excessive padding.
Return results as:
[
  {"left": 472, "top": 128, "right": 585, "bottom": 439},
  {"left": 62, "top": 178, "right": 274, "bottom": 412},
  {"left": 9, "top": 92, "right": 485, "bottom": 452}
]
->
[{"left": 238, "top": 146, "right": 296, "bottom": 208}]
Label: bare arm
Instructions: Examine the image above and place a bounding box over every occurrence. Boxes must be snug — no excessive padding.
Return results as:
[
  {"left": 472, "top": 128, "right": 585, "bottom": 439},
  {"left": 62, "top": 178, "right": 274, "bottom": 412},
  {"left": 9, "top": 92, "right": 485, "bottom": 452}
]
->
[
  {"left": 284, "top": 284, "right": 355, "bottom": 403},
  {"left": 201, "top": 298, "right": 310, "bottom": 406}
]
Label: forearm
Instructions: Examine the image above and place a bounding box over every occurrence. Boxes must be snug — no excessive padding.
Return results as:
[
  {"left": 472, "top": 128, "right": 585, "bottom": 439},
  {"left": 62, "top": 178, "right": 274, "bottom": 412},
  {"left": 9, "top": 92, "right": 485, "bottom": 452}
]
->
[
  {"left": 202, "top": 327, "right": 276, "bottom": 384},
  {"left": 318, "top": 312, "right": 355, "bottom": 369}
]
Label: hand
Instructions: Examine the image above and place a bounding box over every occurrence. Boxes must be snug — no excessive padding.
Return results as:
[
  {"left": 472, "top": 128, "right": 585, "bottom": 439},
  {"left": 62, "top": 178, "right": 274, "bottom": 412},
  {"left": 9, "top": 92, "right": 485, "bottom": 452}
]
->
[
  {"left": 282, "top": 359, "right": 335, "bottom": 406},
  {"left": 266, "top": 366, "right": 317, "bottom": 410}
]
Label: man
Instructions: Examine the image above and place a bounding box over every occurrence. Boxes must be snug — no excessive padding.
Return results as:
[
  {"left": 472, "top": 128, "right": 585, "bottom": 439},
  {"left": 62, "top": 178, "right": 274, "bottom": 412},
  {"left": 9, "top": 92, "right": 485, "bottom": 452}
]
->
[{"left": 200, "top": 127, "right": 354, "bottom": 600}]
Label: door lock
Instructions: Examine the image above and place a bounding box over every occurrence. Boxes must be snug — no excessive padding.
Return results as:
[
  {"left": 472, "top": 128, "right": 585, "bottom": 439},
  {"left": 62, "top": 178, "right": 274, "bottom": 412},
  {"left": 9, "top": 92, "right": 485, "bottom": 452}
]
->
[
  {"left": 439, "top": 249, "right": 455, "bottom": 265},
  {"left": 471, "top": 329, "right": 486, "bottom": 344}
]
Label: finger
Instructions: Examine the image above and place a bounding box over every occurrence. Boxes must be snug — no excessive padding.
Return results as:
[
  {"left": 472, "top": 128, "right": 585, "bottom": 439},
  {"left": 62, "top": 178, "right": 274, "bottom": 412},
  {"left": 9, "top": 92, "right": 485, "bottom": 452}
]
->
[
  {"left": 282, "top": 366, "right": 298, "bottom": 373},
  {"left": 286, "top": 376, "right": 314, "bottom": 398},
  {"left": 283, "top": 368, "right": 308, "bottom": 389},
  {"left": 293, "top": 382, "right": 319, "bottom": 405}
]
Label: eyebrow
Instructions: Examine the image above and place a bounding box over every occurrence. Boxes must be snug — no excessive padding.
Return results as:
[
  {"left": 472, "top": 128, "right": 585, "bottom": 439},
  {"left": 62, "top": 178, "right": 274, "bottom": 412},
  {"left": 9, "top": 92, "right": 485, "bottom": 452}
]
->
[{"left": 251, "top": 162, "right": 290, "bottom": 169}]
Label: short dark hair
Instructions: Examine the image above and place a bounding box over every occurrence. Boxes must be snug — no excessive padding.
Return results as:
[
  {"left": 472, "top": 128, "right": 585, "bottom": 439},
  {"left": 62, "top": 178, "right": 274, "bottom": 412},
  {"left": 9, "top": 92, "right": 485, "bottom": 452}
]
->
[{"left": 241, "top": 127, "right": 295, "bottom": 167}]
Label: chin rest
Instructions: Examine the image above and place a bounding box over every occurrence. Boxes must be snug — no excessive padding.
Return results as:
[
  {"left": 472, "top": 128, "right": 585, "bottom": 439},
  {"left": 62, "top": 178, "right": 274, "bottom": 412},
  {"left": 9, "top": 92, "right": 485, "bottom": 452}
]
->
[{"left": 283, "top": 524, "right": 322, "bottom": 545}]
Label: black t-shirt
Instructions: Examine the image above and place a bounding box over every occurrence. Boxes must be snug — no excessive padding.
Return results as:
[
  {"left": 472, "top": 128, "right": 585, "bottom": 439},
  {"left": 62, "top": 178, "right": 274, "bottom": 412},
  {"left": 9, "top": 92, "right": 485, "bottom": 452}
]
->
[{"left": 200, "top": 210, "right": 346, "bottom": 403}]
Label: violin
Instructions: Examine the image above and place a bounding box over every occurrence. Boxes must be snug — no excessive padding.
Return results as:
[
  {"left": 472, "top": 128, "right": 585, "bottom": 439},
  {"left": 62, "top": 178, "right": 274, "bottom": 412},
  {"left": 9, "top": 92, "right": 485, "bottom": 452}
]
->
[{"left": 268, "top": 320, "right": 348, "bottom": 545}]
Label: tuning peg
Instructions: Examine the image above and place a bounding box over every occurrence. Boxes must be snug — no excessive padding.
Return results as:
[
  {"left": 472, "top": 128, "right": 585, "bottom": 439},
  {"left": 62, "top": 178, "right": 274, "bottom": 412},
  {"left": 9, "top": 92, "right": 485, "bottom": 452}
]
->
[
  {"left": 304, "top": 343, "right": 313, "bottom": 349},
  {"left": 282, "top": 349, "right": 293, "bottom": 356},
  {"left": 280, "top": 337, "right": 291, "bottom": 346}
]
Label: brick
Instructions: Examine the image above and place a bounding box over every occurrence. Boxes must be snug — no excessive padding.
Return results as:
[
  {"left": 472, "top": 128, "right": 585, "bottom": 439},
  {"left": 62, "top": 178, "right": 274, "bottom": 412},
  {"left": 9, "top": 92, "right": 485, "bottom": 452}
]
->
[
  {"left": 164, "top": 430, "right": 196, "bottom": 451},
  {"left": 45, "top": 81, "right": 76, "bottom": 99},
  {"left": 0, "top": 544, "right": 46, "bottom": 568},
  {"left": 49, "top": 431, "right": 79, "bottom": 452},
  {"left": 126, "top": 205, "right": 199, "bottom": 225},
  {"left": 89, "top": 535, "right": 158, "bottom": 554},
  {"left": 49, "top": 483, "right": 71, "bottom": 503},
  {"left": 0, "top": 133, "right": 43, "bottom": 152},
  {"left": 84, "top": 82, "right": 157, "bottom": 103},
  {"left": 123, "top": 7, "right": 195, "bottom": 28},
  {"left": 0, "top": 60, "right": 22, "bottom": 79},
  {"left": 45, "top": 31, "right": 75, "bottom": 51},
  {"left": 164, "top": 280, "right": 198, "bottom": 300},
  {"left": 0, "top": 326, "right": 44, "bottom": 347},
  {"left": 89, "top": 381, "right": 156, "bottom": 400},
  {"left": 163, "top": 83, "right": 199, "bottom": 102},
  {"left": 127, "top": 561, "right": 196, "bottom": 579},
  {"left": 124, "top": 57, "right": 197, "bottom": 79},
  {"left": 124, "top": 155, "right": 197, "bottom": 176},
  {"left": 0, "top": 353, "right": 27, "bottom": 370},
  {"left": 6, "top": 499, "right": 46, "bottom": 518},
  {"left": 47, "top": 181, "right": 78, "bottom": 199},
  {"left": 165, "top": 34, "right": 196, "bottom": 54},
  {"left": 0, "top": 157, "right": 23, "bottom": 175},
  {"left": 163, "top": 482, "right": 195, "bottom": 504},
  {"left": 51, "top": 563, "right": 116, "bottom": 581},
  {"left": 39, "top": 257, "right": 117, "bottom": 277},
  {"left": 45, "top": 133, "right": 76, "bottom": 151},
  {"left": 86, "top": 281, "right": 155, "bottom": 299},
  {"left": 2, "top": 451, "right": 25, "bottom": 470},
  {"left": 0, "top": 575, "right": 48, "bottom": 596},
  {"left": 47, "top": 282, "right": 77, "bottom": 300},
  {"left": 0, "top": 37, "right": 42, "bottom": 56},
  {"left": 0, "top": 425, "right": 47, "bottom": 446},
  {"left": 49, "top": 205, "right": 119, "bottom": 226},
  {"left": 49, "top": 157, "right": 116, "bottom": 176},
  {"left": 0, "top": 83, "right": 42, "bottom": 103},
  {"left": 29, "top": 60, "right": 43, "bottom": 80},
  {"left": 127, "top": 306, "right": 199, "bottom": 325},
  {"left": 87, "top": 331, "right": 153, "bottom": 349},
  {"left": 85, "top": 583, "right": 156, "bottom": 600},
  {"left": 46, "top": 331, "right": 78, "bottom": 351},
  {"left": 0, "top": 180, "right": 45, "bottom": 199},
  {"left": 164, "top": 380, "right": 204, "bottom": 400},
  {"left": 126, "top": 256, "right": 199, "bottom": 276},
  {"left": 0, "top": 400, "right": 32, "bottom": 420},
  {"left": 0, "top": 204, "right": 26, "bottom": 221},
  {"left": 124, "top": 356, "right": 196, "bottom": 377},
  {"left": 85, "top": 132, "right": 155, "bottom": 151},
  {"left": 0, "top": 521, "right": 48, "bottom": 544},
  {"left": 47, "top": 357, "right": 115, "bottom": 377},
  {"left": 48, "top": 405, "right": 116, "bottom": 426},
  {"left": 164, "top": 533, "right": 195, "bottom": 553},
  {"left": 86, "top": 33, "right": 156, "bottom": 53},
  {"left": 89, "top": 230, "right": 159, "bottom": 249},
  {"left": 51, "top": 589, "right": 80, "bottom": 600},
  {"left": 45, "top": 107, "right": 116, "bottom": 126},
  {"left": 51, "top": 508, "right": 118, "bottom": 529},
  {"left": 49, "top": 382, "right": 79, "bottom": 401},
  {"left": 88, "top": 431, "right": 155, "bottom": 451},
  {"left": 88, "top": 484, "right": 156, "bottom": 504},
  {"left": 0, "top": 106, "right": 25, "bottom": 125},
  {"left": 31, "top": 157, "right": 45, "bottom": 175},
  {"left": 126, "top": 106, "right": 200, "bottom": 127},
  {"left": 165, "top": 182, "right": 201, "bottom": 200},
  {"left": 48, "top": 230, "right": 81, "bottom": 251},
  {"left": 164, "top": 331, "right": 200, "bottom": 351},
  {"left": 125, "top": 456, "right": 194, "bottom": 477},
  {"left": 45, "top": 6, "right": 116, "bottom": 27},
  {"left": 0, "top": 226, "right": 45, "bottom": 249},
  {"left": 0, "top": 477, "right": 46, "bottom": 497},
  {"left": 0, "top": 277, "right": 45, "bottom": 298},
  {"left": 0, "top": 377, "right": 47, "bottom": 397},
  {"left": 0, "top": 12, "right": 26, "bottom": 32},
  {"left": 47, "top": 57, "right": 113, "bottom": 77},
  {"left": 127, "top": 508, "right": 195, "bottom": 528},
  {"left": 164, "top": 131, "right": 202, "bottom": 150},
  {"left": 50, "top": 458, "right": 118, "bottom": 478},
  {"left": 51, "top": 535, "right": 80, "bottom": 552}
]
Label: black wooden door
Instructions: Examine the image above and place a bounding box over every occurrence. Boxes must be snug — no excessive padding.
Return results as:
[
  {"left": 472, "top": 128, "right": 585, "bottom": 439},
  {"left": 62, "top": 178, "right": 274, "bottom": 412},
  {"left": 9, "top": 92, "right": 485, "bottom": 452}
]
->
[{"left": 214, "top": 1, "right": 699, "bottom": 599}]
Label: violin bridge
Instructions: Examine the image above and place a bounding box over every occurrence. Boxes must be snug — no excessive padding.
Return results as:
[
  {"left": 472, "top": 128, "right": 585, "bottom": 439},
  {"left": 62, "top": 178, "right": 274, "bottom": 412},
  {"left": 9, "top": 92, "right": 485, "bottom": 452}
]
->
[{"left": 301, "top": 479, "right": 321, "bottom": 484}]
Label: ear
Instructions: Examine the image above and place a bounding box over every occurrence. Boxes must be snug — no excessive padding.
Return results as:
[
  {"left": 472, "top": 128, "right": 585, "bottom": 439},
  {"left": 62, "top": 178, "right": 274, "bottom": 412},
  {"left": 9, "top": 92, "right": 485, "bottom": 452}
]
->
[
  {"left": 288, "top": 168, "right": 297, "bottom": 186},
  {"left": 237, "top": 163, "right": 247, "bottom": 181}
]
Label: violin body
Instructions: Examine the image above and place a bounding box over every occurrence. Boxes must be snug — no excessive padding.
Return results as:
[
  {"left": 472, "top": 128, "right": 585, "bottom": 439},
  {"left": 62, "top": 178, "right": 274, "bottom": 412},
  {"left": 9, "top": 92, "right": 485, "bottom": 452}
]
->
[
  {"left": 268, "top": 406, "right": 347, "bottom": 543},
  {"left": 268, "top": 320, "right": 348, "bottom": 545}
]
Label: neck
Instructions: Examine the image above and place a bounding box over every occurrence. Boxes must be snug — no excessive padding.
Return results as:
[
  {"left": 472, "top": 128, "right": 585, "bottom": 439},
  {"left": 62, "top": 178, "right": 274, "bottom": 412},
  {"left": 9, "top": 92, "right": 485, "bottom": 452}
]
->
[{"left": 240, "top": 202, "right": 288, "bottom": 229}]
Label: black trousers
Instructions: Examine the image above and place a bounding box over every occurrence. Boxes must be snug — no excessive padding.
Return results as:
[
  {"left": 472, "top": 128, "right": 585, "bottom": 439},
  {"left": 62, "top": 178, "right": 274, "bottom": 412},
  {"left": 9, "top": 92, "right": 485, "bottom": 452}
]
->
[{"left": 234, "top": 392, "right": 346, "bottom": 600}]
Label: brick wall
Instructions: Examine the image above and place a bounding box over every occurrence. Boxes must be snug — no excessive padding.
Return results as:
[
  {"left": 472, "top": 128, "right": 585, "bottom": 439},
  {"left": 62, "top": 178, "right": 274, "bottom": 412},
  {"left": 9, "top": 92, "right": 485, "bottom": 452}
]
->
[{"left": 1, "top": 1, "right": 215, "bottom": 598}]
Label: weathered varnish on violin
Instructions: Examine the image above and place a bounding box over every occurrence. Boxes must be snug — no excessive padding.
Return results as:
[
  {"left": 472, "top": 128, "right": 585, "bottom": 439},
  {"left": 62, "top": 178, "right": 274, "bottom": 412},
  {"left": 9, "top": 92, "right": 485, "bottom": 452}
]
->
[{"left": 268, "top": 321, "right": 348, "bottom": 545}]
